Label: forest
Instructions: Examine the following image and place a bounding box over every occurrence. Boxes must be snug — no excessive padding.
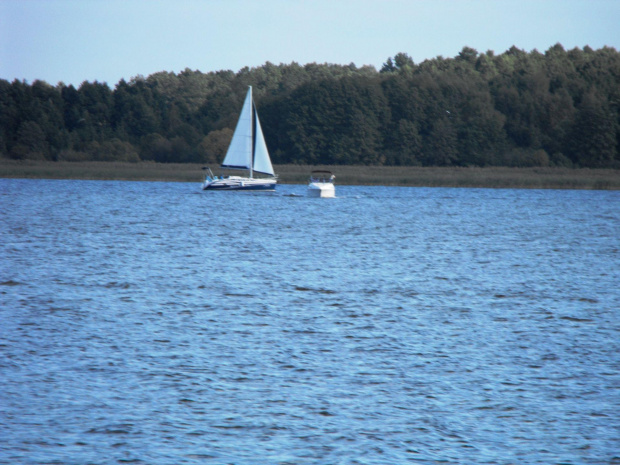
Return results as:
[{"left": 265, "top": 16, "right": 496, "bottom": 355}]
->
[{"left": 1, "top": 44, "right": 619, "bottom": 168}]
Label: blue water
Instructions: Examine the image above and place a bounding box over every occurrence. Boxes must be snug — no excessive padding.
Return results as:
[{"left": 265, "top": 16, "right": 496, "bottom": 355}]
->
[{"left": 1, "top": 178, "right": 619, "bottom": 465}]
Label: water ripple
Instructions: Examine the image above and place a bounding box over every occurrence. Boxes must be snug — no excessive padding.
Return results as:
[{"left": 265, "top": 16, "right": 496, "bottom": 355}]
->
[{"left": 1, "top": 180, "right": 618, "bottom": 464}]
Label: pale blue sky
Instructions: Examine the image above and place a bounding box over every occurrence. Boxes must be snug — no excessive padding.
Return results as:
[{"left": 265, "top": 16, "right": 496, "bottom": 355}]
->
[{"left": 1, "top": 0, "right": 619, "bottom": 86}]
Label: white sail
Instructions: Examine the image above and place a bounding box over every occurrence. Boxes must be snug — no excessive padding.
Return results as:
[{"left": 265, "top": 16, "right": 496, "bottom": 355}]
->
[
  {"left": 252, "top": 110, "right": 275, "bottom": 176},
  {"left": 221, "top": 88, "right": 253, "bottom": 171}
]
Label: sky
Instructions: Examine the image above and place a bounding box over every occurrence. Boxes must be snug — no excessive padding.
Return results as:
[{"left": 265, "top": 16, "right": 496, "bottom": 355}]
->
[{"left": 1, "top": 0, "right": 619, "bottom": 87}]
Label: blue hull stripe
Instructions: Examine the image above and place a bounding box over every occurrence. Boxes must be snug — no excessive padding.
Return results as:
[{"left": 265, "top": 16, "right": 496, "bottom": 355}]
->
[{"left": 203, "top": 184, "right": 276, "bottom": 191}]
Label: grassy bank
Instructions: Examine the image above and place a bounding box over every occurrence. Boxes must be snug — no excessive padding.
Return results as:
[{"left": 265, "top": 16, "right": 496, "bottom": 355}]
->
[{"left": 1, "top": 159, "right": 618, "bottom": 190}]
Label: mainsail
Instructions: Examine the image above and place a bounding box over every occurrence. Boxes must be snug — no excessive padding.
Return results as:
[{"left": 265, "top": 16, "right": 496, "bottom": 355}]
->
[{"left": 220, "top": 86, "right": 275, "bottom": 177}]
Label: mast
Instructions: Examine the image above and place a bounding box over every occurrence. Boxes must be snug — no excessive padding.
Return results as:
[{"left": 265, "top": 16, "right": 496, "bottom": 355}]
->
[{"left": 249, "top": 86, "right": 254, "bottom": 179}]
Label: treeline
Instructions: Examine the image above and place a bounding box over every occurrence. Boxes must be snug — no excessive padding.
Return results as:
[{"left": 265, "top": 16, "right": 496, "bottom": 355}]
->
[{"left": 1, "top": 44, "right": 619, "bottom": 168}]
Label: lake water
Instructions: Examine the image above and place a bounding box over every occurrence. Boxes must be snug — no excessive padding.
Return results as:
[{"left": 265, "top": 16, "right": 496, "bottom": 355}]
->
[{"left": 1, "top": 179, "right": 618, "bottom": 465}]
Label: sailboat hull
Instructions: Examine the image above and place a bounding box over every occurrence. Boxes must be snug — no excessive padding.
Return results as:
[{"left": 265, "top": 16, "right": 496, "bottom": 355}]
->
[{"left": 202, "top": 176, "right": 277, "bottom": 191}]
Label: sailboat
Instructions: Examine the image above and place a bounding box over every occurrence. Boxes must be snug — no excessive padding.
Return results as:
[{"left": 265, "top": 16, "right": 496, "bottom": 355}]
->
[{"left": 202, "top": 86, "right": 277, "bottom": 191}]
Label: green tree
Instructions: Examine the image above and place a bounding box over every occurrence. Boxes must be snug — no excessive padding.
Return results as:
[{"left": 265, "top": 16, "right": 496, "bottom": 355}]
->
[
  {"left": 140, "top": 133, "right": 173, "bottom": 162},
  {"left": 458, "top": 46, "right": 478, "bottom": 64},
  {"left": 392, "top": 119, "right": 422, "bottom": 165},
  {"left": 112, "top": 79, "right": 158, "bottom": 142},
  {"left": 381, "top": 53, "right": 414, "bottom": 73},
  {"left": 421, "top": 117, "right": 458, "bottom": 166},
  {"left": 197, "top": 128, "right": 233, "bottom": 164},
  {"left": 11, "top": 121, "right": 48, "bottom": 159},
  {"left": 565, "top": 92, "right": 617, "bottom": 167},
  {"left": 1, "top": 46, "right": 619, "bottom": 167},
  {"left": 277, "top": 77, "right": 388, "bottom": 165}
]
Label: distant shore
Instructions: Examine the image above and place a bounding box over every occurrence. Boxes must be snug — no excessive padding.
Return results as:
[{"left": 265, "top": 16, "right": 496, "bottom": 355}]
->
[{"left": 1, "top": 159, "right": 618, "bottom": 190}]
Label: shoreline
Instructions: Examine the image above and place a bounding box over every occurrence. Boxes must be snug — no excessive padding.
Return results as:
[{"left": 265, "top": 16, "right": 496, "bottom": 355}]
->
[{"left": 1, "top": 160, "right": 618, "bottom": 190}]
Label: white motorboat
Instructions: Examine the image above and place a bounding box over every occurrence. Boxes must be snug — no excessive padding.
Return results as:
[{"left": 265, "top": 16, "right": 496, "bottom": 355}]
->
[{"left": 308, "top": 170, "right": 336, "bottom": 198}]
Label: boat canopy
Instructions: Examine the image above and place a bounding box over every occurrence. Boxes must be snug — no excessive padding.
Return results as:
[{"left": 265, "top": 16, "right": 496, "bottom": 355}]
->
[{"left": 310, "top": 170, "right": 335, "bottom": 183}]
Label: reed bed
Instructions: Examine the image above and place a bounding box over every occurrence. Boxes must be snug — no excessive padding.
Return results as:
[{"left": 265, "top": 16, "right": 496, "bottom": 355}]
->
[{"left": 1, "top": 159, "right": 618, "bottom": 190}]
